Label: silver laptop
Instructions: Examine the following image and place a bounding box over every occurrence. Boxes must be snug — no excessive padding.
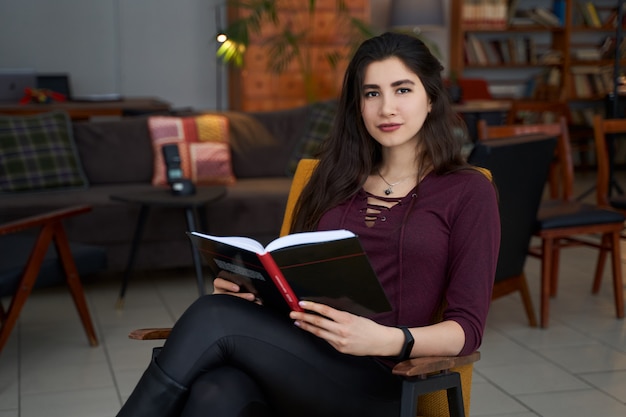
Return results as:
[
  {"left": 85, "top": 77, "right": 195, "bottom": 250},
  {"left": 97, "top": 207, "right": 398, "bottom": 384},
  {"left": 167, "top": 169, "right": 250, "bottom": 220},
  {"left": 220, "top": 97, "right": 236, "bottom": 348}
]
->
[{"left": 0, "top": 69, "right": 36, "bottom": 103}]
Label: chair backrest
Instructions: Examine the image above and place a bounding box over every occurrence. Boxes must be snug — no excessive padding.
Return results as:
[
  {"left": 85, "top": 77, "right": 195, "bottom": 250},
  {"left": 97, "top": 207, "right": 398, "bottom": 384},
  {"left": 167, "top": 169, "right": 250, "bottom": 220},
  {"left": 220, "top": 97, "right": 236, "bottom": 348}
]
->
[
  {"left": 468, "top": 134, "right": 557, "bottom": 283},
  {"left": 506, "top": 100, "right": 573, "bottom": 125},
  {"left": 592, "top": 114, "right": 626, "bottom": 207},
  {"left": 280, "top": 159, "right": 319, "bottom": 237},
  {"left": 477, "top": 116, "right": 574, "bottom": 201}
]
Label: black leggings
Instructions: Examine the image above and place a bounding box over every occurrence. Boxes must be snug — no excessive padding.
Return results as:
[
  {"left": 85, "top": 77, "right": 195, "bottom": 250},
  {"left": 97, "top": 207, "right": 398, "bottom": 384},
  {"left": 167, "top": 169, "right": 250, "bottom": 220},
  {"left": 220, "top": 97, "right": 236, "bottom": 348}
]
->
[{"left": 155, "top": 294, "right": 401, "bottom": 417}]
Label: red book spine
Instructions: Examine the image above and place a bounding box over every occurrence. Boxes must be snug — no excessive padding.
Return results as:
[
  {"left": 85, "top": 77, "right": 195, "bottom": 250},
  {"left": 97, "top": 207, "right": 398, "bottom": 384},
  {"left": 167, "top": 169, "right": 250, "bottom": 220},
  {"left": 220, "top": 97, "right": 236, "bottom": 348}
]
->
[{"left": 257, "top": 253, "right": 304, "bottom": 312}]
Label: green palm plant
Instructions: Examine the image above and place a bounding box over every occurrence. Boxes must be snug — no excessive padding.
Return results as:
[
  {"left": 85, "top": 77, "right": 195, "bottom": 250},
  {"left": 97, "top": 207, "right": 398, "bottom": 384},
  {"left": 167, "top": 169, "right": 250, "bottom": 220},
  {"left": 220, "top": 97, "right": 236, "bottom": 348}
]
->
[{"left": 216, "top": 0, "right": 375, "bottom": 102}]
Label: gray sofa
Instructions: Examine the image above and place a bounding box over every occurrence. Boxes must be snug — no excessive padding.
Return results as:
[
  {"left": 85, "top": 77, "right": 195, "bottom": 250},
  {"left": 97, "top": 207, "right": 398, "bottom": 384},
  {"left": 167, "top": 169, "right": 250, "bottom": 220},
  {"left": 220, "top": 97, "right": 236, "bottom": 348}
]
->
[{"left": 0, "top": 104, "right": 322, "bottom": 273}]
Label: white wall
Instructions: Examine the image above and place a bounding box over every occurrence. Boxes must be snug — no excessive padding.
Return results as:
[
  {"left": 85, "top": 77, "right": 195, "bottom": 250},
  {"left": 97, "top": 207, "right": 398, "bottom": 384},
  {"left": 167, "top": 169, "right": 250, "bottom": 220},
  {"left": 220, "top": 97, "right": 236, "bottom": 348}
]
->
[{"left": 0, "top": 0, "right": 223, "bottom": 110}]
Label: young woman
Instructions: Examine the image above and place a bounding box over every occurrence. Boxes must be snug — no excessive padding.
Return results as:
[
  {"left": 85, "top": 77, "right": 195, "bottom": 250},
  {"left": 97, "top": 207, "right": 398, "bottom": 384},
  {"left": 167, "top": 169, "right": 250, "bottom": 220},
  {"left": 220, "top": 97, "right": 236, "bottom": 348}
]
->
[{"left": 116, "top": 32, "right": 500, "bottom": 417}]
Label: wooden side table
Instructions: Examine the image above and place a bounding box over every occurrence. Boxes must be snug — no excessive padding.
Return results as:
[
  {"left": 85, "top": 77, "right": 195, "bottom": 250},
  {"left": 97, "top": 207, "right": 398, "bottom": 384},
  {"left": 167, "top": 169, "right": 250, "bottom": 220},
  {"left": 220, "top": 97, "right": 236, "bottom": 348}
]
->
[
  {"left": 110, "top": 186, "right": 227, "bottom": 307},
  {"left": 0, "top": 97, "right": 171, "bottom": 120}
]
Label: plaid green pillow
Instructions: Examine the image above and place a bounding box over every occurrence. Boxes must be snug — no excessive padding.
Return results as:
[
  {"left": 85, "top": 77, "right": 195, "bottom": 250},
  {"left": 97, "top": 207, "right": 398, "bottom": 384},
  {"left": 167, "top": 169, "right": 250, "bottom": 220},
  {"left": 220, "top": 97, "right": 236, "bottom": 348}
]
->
[
  {"left": 0, "top": 111, "right": 88, "bottom": 192},
  {"left": 286, "top": 100, "right": 337, "bottom": 176}
]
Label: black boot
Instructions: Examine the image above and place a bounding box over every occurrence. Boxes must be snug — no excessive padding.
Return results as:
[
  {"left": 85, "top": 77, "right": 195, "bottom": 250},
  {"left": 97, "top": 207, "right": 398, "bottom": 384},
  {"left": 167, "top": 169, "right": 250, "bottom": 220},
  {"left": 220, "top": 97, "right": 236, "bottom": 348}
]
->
[{"left": 116, "top": 357, "right": 188, "bottom": 417}]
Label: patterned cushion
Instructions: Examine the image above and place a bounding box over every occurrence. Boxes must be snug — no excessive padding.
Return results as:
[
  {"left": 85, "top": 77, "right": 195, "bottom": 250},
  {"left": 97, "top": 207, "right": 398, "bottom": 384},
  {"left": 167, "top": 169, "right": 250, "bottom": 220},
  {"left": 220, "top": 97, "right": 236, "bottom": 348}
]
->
[
  {"left": 148, "top": 114, "right": 236, "bottom": 186},
  {"left": 286, "top": 100, "right": 337, "bottom": 176},
  {"left": 0, "top": 111, "right": 88, "bottom": 192}
]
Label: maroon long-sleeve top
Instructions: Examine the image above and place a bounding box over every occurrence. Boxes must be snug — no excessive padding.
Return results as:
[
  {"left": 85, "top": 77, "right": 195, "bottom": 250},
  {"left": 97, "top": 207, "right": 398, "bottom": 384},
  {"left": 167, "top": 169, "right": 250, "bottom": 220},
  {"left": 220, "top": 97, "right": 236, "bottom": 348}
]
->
[{"left": 317, "top": 169, "right": 500, "bottom": 355}]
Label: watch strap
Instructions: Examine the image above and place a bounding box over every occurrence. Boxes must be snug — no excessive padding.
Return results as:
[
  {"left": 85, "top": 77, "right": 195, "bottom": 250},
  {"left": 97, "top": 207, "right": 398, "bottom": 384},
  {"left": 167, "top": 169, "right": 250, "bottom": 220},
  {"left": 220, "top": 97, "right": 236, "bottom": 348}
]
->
[{"left": 395, "top": 326, "right": 414, "bottom": 361}]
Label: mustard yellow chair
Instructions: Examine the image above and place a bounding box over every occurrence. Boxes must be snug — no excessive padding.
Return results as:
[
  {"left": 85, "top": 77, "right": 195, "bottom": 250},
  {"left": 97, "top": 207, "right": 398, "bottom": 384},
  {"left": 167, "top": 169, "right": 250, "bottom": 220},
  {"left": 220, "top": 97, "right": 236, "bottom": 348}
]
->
[{"left": 131, "top": 159, "right": 479, "bottom": 417}]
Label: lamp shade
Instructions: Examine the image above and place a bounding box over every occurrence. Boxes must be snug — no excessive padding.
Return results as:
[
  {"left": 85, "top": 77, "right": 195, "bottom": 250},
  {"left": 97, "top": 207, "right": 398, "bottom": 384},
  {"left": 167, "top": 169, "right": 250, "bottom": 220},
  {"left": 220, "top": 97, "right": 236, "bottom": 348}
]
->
[{"left": 389, "top": 0, "right": 445, "bottom": 32}]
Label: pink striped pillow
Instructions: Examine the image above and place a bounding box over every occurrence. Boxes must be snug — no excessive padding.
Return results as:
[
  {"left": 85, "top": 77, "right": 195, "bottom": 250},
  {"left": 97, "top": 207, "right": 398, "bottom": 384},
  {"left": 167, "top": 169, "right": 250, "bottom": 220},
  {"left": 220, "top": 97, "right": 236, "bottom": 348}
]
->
[{"left": 148, "top": 115, "right": 235, "bottom": 186}]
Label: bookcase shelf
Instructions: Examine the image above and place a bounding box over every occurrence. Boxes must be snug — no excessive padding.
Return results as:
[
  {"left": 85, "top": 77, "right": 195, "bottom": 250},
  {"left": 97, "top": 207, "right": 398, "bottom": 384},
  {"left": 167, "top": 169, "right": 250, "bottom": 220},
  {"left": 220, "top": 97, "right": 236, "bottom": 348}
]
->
[
  {"left": 571, "top": 25, "right": 622, "bottom": 31},
  {"left": 461, "top": 25, "right": 563, "bottom": 32},
  {"left": 450, "top": 0, "right": 624, "bottom": 105},
  {"left": 465, "top": 64, "right": 561, "bottom": 68}
]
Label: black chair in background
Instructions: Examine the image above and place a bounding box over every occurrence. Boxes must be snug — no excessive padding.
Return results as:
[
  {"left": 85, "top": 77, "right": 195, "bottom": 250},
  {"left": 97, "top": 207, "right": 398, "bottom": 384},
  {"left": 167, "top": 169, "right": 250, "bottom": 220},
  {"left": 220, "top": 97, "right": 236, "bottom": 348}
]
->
[
  {"left": 469, "top": 134, "right": 558, "bottom": 327},
  {"left": 477, "top": 118, "right": 625, "bottom": 328}
]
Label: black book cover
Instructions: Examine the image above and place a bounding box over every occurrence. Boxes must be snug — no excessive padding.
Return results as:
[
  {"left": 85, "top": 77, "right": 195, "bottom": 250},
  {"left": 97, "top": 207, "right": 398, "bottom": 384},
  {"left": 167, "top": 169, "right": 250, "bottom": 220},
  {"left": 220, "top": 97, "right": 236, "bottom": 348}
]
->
[{"left": 188, "top": 230, "right": 392, "bottom": 316}]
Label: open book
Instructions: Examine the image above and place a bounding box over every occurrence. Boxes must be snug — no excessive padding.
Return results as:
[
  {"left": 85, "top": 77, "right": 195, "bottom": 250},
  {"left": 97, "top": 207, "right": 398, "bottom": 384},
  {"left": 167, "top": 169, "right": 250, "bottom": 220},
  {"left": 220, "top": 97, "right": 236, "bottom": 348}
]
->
[{"left": 187, "top": 229, "right": 391, "bottom": 316}]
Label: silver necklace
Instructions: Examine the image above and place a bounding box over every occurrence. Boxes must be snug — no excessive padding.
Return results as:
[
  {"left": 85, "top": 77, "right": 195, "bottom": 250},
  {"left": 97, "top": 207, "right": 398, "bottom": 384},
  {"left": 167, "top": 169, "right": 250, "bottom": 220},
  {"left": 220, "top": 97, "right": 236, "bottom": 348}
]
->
[{"left": 377, "top": 170, "right": 412, "bottom": 195}]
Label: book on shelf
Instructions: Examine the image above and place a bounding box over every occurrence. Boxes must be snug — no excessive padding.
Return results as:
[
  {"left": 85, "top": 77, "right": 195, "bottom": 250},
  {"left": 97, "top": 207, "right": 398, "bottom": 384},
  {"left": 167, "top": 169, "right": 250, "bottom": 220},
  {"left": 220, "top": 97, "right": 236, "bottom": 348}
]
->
[
  {"left": 599, "top": 36, "right": 626, "bottom": 60},
  {"left": 537, "top": 49, "right": 563, "bottom": 65},
  {"left": 509, "top": 8, "right": 538, "bottom": 26},
  {"left": 553, "top": 0, "right": 566, "bottom": 25},
  {"left": 603, "top": 5, "right": 626, "bottom": 28},
  {"left": 570, "top": 65, "right": 613, "bottom": 98},
  {"left": 483, "top": 40, "right": 502, "bottom": 64},
  {"left": 465, "top": 34, "right": 489, "bottom": 65},
  {"left": 464, "top": 34, "right": 539, "bottom": 66},
  {"left": 576, "top": 1, "right": 602, "bottom": 27},
  {"left": 586, "top": 2, "right": 602, "bottom": 27},
  {"left": 526, "top": 67, "right": 562, "bottom": 100},
  {"left": 497, "top": 39, "right": 512, "bottom": 63},
  {"left": 570, "top": 107, "right": 597, "bottom": 126},
  {"left": 187, "top": 229, "right": 392, "bottom": 316},
  {"left": 462, "top": 0, "right": 509, "bottom": 28},
  {"left": 514, "top": 37, "right": 533, "bottom": 64},
  {"left": 573, "top": 48, "right": 602, "bottom": 61},
  {"left": 507, "top": 0, "right": 520, "bottom": 24},
  {"left": 527, "top": 8, "right": 562, "bottom": 27}
]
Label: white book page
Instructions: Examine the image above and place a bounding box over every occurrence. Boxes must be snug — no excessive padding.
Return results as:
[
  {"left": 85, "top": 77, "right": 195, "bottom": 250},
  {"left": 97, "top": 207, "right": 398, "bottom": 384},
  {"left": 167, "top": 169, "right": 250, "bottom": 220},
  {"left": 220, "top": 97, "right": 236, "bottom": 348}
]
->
[
  {"left": 265, "top": 229, "right": 355, "bottom": 253},
  {"left": 191, "top": 229, "right": 355, "bottom": 254},
  {"left": 190, "top": 232, "right": 265, "bottom": 254}
]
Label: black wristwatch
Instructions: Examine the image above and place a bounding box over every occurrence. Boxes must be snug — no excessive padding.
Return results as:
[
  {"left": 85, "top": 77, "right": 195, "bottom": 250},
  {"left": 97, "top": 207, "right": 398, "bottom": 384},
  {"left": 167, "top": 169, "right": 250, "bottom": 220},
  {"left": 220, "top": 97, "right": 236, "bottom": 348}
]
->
[{"left": 395, "top": 326, "right": 414, "bottom": 361}]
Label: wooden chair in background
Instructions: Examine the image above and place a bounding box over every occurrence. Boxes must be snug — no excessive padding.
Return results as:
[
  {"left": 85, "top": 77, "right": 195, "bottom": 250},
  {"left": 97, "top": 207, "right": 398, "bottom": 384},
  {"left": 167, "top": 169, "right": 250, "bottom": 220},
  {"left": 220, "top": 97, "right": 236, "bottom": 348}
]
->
[
  {"left": 591, "top": 115, "right": 626, "bottom": 319},
  {"left": 0, "top": 205, "right": 106, "bottom": 353},
  {"left": 477, "top": 118, "right": 625, "bottom": 327},
  {"left": 507, "top": 99, "right": 594, "bottom": 173},
  {"left": 592, "top": 114, "right": 626, "bottom": 210}
]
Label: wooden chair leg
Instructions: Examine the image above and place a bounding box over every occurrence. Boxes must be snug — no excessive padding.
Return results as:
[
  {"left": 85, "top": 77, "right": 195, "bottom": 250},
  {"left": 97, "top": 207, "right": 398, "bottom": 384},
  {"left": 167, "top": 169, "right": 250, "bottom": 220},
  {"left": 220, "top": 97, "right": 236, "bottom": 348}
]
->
[
  {"left": 548, "top": 162, "right": 559, "bottom": 199},
  {"left": 541, "top": 237, "right": 554, "bottom": 328},
  {"left": 0, "top": 226, "right": 53, "bottom": 352},
  {"left": 592, "top": 234, "right": 610, "bottom": 294},
  {"left": 549, "top": 240, "right": 561, "bottom": 297},
  {"left": 53, "top": 223, "right": 99, "bottom": 346},
  {"left": 518, "top": 273, "right": 538, "bottom": 327},
  {"left": 609, "top": 231, "right": 625, "bottom": 319}
]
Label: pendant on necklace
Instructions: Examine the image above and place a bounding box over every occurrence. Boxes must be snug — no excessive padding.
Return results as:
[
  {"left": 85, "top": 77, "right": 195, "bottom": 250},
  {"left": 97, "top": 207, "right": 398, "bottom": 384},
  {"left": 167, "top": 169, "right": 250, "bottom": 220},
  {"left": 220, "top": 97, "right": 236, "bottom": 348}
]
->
[{"left": 384, "top": 187, "right": 393, "bottom": 195}]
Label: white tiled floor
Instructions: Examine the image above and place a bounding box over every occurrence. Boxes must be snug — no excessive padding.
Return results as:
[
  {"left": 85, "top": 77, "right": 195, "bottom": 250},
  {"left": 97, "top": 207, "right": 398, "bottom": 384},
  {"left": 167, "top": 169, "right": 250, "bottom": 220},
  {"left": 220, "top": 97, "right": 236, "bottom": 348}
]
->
[{"left": 2, "top": 174, "right": 626, "bottom": 417}]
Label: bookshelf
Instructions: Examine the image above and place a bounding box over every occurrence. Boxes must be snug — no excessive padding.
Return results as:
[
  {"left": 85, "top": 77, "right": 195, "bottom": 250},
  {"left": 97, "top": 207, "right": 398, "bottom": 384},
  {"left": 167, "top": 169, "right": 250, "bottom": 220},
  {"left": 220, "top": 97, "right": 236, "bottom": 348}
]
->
[{"left": 450, "top": 0, "right": 625, "bottom": 110}]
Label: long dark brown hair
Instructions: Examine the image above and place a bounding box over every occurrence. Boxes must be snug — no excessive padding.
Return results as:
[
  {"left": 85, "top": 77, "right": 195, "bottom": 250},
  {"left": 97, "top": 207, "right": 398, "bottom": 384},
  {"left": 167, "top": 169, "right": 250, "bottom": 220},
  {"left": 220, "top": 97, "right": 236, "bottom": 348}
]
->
[{"left": 291, "top": 32, "right": 469, "bottom": 232}]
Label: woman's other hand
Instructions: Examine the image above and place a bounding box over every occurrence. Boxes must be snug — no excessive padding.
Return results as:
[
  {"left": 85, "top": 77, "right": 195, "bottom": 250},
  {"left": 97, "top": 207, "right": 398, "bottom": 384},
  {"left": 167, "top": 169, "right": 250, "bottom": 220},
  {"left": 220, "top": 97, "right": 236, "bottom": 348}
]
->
[
  {"left": 289, "top": 300, "right": 403, "bottom": 357},
  {"left": 212, "top": 276, "right": 261, "bottom": 304}
]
